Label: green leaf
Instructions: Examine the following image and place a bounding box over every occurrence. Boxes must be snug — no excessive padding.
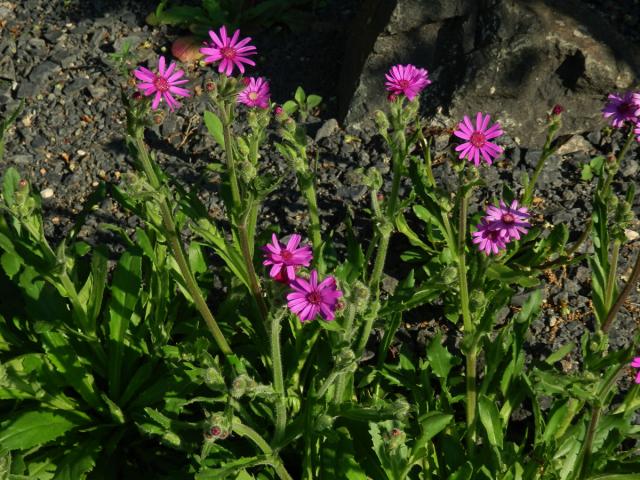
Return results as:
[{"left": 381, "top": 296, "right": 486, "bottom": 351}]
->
[
  {"left": 319, "top": 427, "right": 367, "bottom": 479},
  {"left": 294, "top": 86, "right": 306, "bottom": 104},
  {"left": 581, "top": 164, "right": 593, "bottom": 181},
  {"left": 478, "top": 394, "right": 503, "bottom": 449},
  {"left": 306, "top": 94, "right": 322, "bottom": 109},
  {"left": 282, "top": 100, "right": 298, "bottom": 115},
  {"left": 1, "top": 252, "right": 21, "bottom": 278},
  {"left": 204, "top": 111, "right": 225, "bottom": 147},
  {"left": 486, "top": 264, "right": 540, "bottom": 288},
  {"left": 449, "top": 462, "right": 473, "bottom": 480},
  {"left": 0, "top": 410, "right": 88, "bottom": 451},
  {"left": 53, "top": 440, "right": 101, "bottom": 480},
  {"left": 545, "top": 342, "right": 575, "bottom": 365},
  {"left": 587, "top": 475, "right": 640, "bottom": 480},
  {"left": 2, "top": 167, "right": 20, "bottom": 208},
  {"left": 426, "top": 332, "right": 456, "bottom": 379},
  {"left": 108, "top": 251, "right": 142, "bottom": 398}
]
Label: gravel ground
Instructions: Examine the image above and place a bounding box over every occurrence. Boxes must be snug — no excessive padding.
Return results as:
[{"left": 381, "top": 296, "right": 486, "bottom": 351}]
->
[{"left": 1, "top": 0, "right": 639, "bottom": 391}]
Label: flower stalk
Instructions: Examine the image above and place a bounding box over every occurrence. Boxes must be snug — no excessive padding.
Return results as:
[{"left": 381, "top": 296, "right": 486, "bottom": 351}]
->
[
  {"left": 270, "top": 309, "right": 287, "bottom": 443},
  {"left": 131, "top": 130, "right": 233, "bottom": 357}
]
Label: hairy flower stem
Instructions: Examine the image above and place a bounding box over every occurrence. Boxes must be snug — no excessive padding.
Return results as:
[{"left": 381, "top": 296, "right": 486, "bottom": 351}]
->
[
  {"left": 299, "top": 172, "right": 325, "bottom": 273},
  {"left": 522, "top": 129, "right": 556, "bottom": 205},
  {"left": 457, "top": 175, "right": 476, "bottom": 452},
  {"left": 270, "top": 309, "right": 287, "bottom": 443},
  {"left": 220, "top": 106, "right": 268, "bottom": 321},
  {"left": 132, "top": 133, "right": 232, "bottom": 357},
  {"left": 233, "top": 420, "right": 294, "bottom": 480},
  {"left": 602, "top": 248, "right": 640, "bottom": 334},
  {"left": 333, "top": 304, "right": 357, "bottom": 404},
  {"left": 604, "top": 239, "right": 621, "bottom": 312},
  {"left": 576, "top": 366, "right": 625, "bottom": 480},
  {"left": 602, "top": 129, "right": 635, "bottom": 195},
  {"left": 356, "top": 149, "right": 403, "bottom": 358}
]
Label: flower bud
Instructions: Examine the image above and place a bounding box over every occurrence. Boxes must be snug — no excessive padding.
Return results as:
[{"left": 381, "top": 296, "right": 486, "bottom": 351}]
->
[
  {"left": 238, "top": 161, "right": 257, "bottom": 183},
  {"left": 386, "top": 427, "right": 406, "bottom": 450},
  {"left": 231, "top": 374, "right": 258, "bottom": 399},
  {"left": 203, "top": 413, "right": 230, "bottom": 442},
  {"left": 314, "top": 414, "right": 334, "bottom": 432},
  {"left": 442, "top": 266, "right": 458, "bottom": 284},
  {"left": 205, "top": 81, "right": 216, "bottom": 92},
  {"left": 391, "top": 397, "right": 411, "bottom": 421},
  {"left": 349, "top": 281, "right": 370, "bottom": 312},
  {"left": 551, "top": 104, "right": 564, "bottom": 116},
  {"left": 132, "top": 91, "right": 143, "bottom": 101},
  {"left": 374, "top": 110, "right": 390, "bottom": 133},
  {"left": 335, "top": 348, "right": 357, "bottom": 373},
  {"left": 284, "top": 118, "right": 296, "bottom": 133},
  {"left": 203, "top": 366, "right": 225, "bottom": 388},
  {"left": 469, "top": 290, "right": 486, "bottom": 312}
]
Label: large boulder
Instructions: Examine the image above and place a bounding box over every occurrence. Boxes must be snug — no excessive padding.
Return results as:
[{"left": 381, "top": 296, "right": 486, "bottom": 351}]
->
[{"left": 339, "top": 0, "right": 640, "bottom": 146}]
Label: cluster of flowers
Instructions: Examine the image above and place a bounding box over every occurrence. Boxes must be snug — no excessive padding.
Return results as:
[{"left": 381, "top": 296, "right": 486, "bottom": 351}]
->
[
  {"left": 133, "top": 26, "right": 269, "bottom": 111},
  {"left": 471, "top": 200, "right": 531, "bottom": 255},
  {"left": 602, "top": 91, "right": 640, "bottom": 139},
  {"left": 262, "top": 234, "right": 343, "bottom": 323}
]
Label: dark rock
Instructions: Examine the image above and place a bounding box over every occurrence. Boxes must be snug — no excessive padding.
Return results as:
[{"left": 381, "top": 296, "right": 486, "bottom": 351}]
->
[
  {"left": 0, "top": 56, "right": 15, "bottom": 82},
  {"left": 315, "top": 118, "right": 340, "bottom": 142},
  {"left": 29, "top": 60, "right": 60, "bottom": 83},
  {"left": 340, "top": 0, "right": 640, "bottom": 146},
  {"left": 64, "top": 77, "right": 91, "bottom": 95},
  {"left": 17, "top": 81, "right": 39, "bottom": 98}
]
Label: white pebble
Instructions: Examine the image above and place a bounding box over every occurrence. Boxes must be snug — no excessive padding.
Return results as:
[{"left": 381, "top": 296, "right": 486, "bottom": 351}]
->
[{"left": 40, "top": 188, "right": 54, "bottom": 199}]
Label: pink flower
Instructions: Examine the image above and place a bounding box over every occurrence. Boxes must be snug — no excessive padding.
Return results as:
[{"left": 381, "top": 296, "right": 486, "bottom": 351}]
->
[
  {"left": 133, "top": 56, "right": 190, "bottom": 111},
  {"left": 484, "top": 200, "right": 530, "bottom": 241},
  {"left": 384, "top": 64, "right": 431, "bottom": 101},
  {"left": 263, "top": 234, "right": 313, "bottom": 283},
  {"left": 454, "top": 112, "right": 504, "bottom": 166},
  {"left": 602, "top": 92, "right": 640, "bottom": 128},
  {"left": 634, "top": 121, "right": 640, "bottom": 143},
  {"left": 631, "top": 357, "right": 640, "bottom": 384},
  {"left": 200, "top": 26, "right": 257, "bottom": 76},
  {"left": 472, "top": 219, "right": 508, "bottom": 255},
  {"left": 237, "top": 77, "right": 270, "bottom": 109},
  {"left": 287, "top": 270, "right": 343, "bottom": 322}
]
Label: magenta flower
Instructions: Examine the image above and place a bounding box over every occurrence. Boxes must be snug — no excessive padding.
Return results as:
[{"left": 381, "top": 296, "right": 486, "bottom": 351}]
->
[
  {"left": 472, "top": 219, "right": 508, "bottom": 255},
  {"left": 634, "top": 121, "right": 640, "bottom": 143},
  {"left": 602, "top": 92, "right": 640, "bottom": 128},
  {"left": 200, "top": 26, "right": 257, "bottom": 76},
  {"left": 287, "top": 270, "right": 343, "bottom": 322},
  {"left": 631, "top": 357, "right": 640, "bottom": 384},
  {"left": 133, "top": 56, "right": 190, "bottom": 111},
  {"left": 454, "top": 112, "right": 504, "bottom": 166},
  {"left": 485, "top": 200, "right": 530, "bottom": 241},
  {"left": 384, "top": 64, "right": 431, "bottom": 101},
  {"left": 263, "top": 234, "right": 313, "bottom": 283},
  {"left": 237, "top": 77, "right": 270, "bottom": 109}
]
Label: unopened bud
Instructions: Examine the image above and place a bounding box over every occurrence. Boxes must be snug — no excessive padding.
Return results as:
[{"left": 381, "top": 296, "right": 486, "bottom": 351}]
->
[
  {"left": 274, "top": 105, "right": 283, "bottom": 116},
  {"left": 350, "top": 281, "right": 370, "bottom": 312},
  {"left": 551, "top": 104, "right": 564, "bottom": 116},
  {"left": 386, "top": 427, "right": 406, "bottom": 450},
  {"left": 335, "top": 348, "right": 357, "bottom": 373},
  {"left": 374, "top": 110, "right": 390, "bottom": 133},
  {"left": 442, "top": 266, "right": 458, "bottom": 284},
  {"left": 315, "top": 414, "right": 334, "bottom": 432},
  {"left": 203, "top": 413, "right": 230, "bottom": 442},
  {"left": 231, "top": 374, "right": 257, "bottom": 398},
  {"left": 387, "top": 93, "right": 398, "bottom": 103},
  {"left": 132, "top": 91, "right": 143, "bottom": 101},
  {"left": 238, "top": 161, "right": 257, "bottom": 183},
  {"left": 205, "top": 81, "right": 216, "bottom": 92},
  {"left": 392, "top": 397, "right": 411, "bottom": 420},
  {"left": 469, "top": 290, "right": 486, "bottom": 312}
]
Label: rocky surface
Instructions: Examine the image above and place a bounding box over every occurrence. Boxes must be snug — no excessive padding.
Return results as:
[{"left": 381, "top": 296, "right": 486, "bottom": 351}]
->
[
  {"left": 1, "top": 0, "right": 639, "bottom": 390},
  {"left": 340, "top": 0, "right": 640, "bottom": 146}
]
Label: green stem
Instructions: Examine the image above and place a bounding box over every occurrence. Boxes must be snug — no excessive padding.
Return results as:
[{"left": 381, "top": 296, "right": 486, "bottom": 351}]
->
[
  {"left": 220, "top": 104, "right": 242, "bottom": 210},
  {"left": 238, "top": 220, "right": 269, "bottom": 321},
  {"left": 133, "top": 133, "right": 232, "bottom": 357},
  {"left": 333, "top": 303, "right": 357, "bottom": 404},
  {"left": 602, "top": 129, "right": 635, "bottom": 196},
  {"left": 604, "top": 239, "right": 620, "bottom": 312},
  {"left": 233, "top": 420, "right": 294, "bottom": 480},
  {"left": 522, "top": 126, "right": 557, "bottom": 205},
  {"left": 456, "top": 176, "right": 476, "bottom": 452},
  {"left": 602, "top": 248, "right": 640, "bottom": 334},
  {"left": 270, "top": 309, "right": 287, "bottom": 443},
  {"left": 300, "top": 170, "right": 324, "bottom": 272}
]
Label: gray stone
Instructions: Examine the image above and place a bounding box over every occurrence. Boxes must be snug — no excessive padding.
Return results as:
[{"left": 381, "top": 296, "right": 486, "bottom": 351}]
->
[
  {"left": 64, "top": 77, "right": 90, "bottom": 95},
  {"left": 0, "top": 56, "right": 15, "bottom": 81},
  {"left": 340, "top": 0, "right": 640, "bottom": 147},
  {"left": 555, "top": 135, "right": 593, "bottom": 155},
  {"left": 315, "top": 118, "right": 340, "bottom": 142},
  {"left": 29, "top": 60, "right": 60, "bottom": 83},
  {"left": 17, "top": 81, "right": 38, "bottom": 98}
]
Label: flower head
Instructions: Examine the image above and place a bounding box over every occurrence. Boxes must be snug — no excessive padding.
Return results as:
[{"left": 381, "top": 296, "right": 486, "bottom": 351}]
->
[
  {"left": 263, "top": 234, "right": 313, "bottom": 283},
  {"left": 484, "top": 200, "right": 530, "bottom": 241},
  {"left": 602, "top": 91, "right": 640, "bottom": 128},
  {"left": 200, "top": 26, "right": 257, "bottom": 76},
  {"left": 634, "top": 121, "right": 640, "bottom": 143},
  {"left": 454, "top": 112, "right": 503, "bottom": 166},
  {"left": 631, "top": 357, "right": 640, "bottom": 384},
  {"left": 133, "top": 56, "right": 190, "bottom": 111},
  {"left": 384, "top": 64, "right": 431, "bottom": 101},
  {"left": 237, "top": 77, "right": 270, "bottom": 109},
  {"left": 552, "top": 104, "right": 564, "bottom": 116},
  {"left": 287, "top": 270, "right": 343, "bottom": 322},
  {"left": 471, "top": 219, "right": 508, "bottom": 255}
]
